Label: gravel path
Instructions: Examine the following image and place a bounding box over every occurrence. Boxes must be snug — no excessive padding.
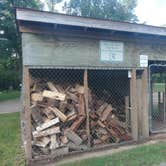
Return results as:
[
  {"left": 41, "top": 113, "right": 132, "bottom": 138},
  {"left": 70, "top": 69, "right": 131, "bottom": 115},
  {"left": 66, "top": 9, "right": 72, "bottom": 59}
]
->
[
  {"left": 0, "top": 99, "right": 20, "bottom": 114},
  {"left": 159, "top": 163, "right": 166, "bottom": 166}
]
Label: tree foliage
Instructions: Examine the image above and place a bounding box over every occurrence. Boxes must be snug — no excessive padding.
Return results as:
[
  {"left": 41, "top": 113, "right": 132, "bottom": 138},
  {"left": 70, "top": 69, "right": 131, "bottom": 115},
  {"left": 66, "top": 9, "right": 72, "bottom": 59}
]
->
[
  {"left": 45, "top": 0, "right": 62, "bottom": 11},
  {"left": 63, "top": 0, "right": 138, "bottom": 22},
  {"left": 0, "top": 0, "right": 42, "bottom": 90}
]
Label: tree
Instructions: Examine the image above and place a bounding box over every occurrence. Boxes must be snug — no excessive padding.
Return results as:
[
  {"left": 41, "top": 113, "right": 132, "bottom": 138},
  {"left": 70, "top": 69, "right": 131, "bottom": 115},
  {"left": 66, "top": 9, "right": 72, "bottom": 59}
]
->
[
  {"left": 63, "top": 0, "right": 138, "bottom": 22},
  {"left": 45, "top": 0, "right": 62, "bottom": 12},
  {"left": 0, "top": 0, "right": 43, "bottom": 90}
]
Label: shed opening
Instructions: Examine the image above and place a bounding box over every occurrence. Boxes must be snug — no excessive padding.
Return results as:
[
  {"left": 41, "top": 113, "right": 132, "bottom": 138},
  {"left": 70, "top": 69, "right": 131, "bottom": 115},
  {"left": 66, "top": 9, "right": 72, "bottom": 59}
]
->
[{"left": 27, "top": 69, "right": 133, "bottom": 158}]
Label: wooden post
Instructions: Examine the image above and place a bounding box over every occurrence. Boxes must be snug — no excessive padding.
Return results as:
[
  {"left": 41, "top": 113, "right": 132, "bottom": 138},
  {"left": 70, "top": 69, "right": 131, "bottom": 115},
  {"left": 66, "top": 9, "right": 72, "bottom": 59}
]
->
[
  {"left": 130, "top": 69, "right": 138, "bottom": 140},
  {"left": 136, "top": 79, "right": 142, "bottom": 138},
  {"left": 23, "top": 66, "right": 32, "bottom": 163},
  {"left": 141, "top": 69, "right": 149, "bottom": 138},
  {"left": 125, "top": 96, "right": 129, "bottom": 129},
  {"left": 158, "top": 92, "right": 161, "bottom": 113},
  {"left": 84, "top": 69, "right": 90, "bottom": 147}
]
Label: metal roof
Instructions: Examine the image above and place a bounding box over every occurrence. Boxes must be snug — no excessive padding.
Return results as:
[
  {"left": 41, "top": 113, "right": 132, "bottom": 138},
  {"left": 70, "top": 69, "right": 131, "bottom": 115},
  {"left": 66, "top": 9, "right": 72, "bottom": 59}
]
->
[{"left": 16, "top": 8, "right": 166, "bottom": 37}]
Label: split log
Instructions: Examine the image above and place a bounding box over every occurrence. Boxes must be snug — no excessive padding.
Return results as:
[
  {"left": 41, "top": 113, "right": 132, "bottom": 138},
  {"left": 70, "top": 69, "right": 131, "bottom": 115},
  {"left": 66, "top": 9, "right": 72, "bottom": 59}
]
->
[
  {"left": 59, "top": 101, "right": 67, "bottom": 113},
  {"left": 100, "top": 104, "right": 113, "bottom": 121},
  {"left": 60, "top": 136, "right": 69, "bottom": 145},
  {"left": 47, "top": 82, "right": 58, "bottom": 92},
  {"left": 78, "top": 94, "right": 85, "bottom": 116},
  {"left": 66, "top": 92, "right": 78, "bottom": 103},
  {"left": 67, "top": 142, "right": 88, "bottom": 151},
  {"left": 51, "top": 147, "right": 69, "bottom": 157},
  {"left": 33, "top": 137, "right": 50, "bottom": 148},
  {"left": 33, "top": 126, "right": 60, "bottom": 138},
  {"left": 31, "top": 106, "right": 43, "bottom": 125},
  {"left": 75, "top": 84, "right": 84, "bottom": 94},
  {"left": 42, "top": 108, "right": 55, "bottom": 120},
  {"left": 36, "top": 117, "right": 59, "bottom": 131},
  {"left": 50, "top": 135, "right": 59, "bottom": 149},
  {"left": 42, "top": 90, "right": 66, "bottom": 101},
  {"left": 70, "top": 116, "right": 85, "bottom": 132},
  {"left": 67, "top": 111, "right": 77, "bottom": 121},
  {"left": 48, "top": 107, "right": 67, "bottom": 122},
  {"left": 96, "top": 102, "right": 108, "bottom": 116},
  {"left": 31, "top": 93, "right": 43, "bottom": 102},
  {"left": 65, "top": 130, "right": 83, "bottom": 145}
]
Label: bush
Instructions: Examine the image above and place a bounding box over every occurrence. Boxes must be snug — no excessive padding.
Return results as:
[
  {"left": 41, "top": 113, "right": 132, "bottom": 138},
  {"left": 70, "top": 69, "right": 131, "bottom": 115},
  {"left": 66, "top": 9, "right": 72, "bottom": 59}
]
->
[{"left": 0, "top": 68, "right": 20, "bottom": 90}]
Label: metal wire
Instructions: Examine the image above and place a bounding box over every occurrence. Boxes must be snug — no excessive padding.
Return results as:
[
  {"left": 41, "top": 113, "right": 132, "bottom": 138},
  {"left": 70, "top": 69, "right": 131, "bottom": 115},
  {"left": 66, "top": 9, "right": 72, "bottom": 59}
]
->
[{"left": 28, "top": 68, "right": 132, "bottom": 158}]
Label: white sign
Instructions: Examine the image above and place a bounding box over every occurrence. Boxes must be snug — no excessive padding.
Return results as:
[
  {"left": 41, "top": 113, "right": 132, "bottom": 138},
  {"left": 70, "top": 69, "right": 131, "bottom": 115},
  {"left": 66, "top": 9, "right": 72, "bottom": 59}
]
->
[
  {"left": 140, "top": 55, "right": 148, "bottom": 67},
  {"left": 100, "top": 41, "right": 124, "bottom": 62}
]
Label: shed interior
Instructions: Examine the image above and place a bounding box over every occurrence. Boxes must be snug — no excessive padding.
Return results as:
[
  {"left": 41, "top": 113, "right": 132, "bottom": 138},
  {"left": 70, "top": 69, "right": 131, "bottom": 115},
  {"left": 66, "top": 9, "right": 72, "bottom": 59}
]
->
[{"left": 29, "top": 69, "right": 132, "bottom": 157}]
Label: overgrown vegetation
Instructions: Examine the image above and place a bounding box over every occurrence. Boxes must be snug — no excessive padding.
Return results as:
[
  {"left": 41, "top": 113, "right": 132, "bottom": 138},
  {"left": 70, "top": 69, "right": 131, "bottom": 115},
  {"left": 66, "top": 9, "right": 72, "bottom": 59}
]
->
[
  {"left": 0, "top": 112, "right": 25, "bottom": 166},
  {"left": 0, "top": 0, "right": 43, "bottom": 90},
  {"left": 0, "top": 90, "right": 20, "bottom": 102}
]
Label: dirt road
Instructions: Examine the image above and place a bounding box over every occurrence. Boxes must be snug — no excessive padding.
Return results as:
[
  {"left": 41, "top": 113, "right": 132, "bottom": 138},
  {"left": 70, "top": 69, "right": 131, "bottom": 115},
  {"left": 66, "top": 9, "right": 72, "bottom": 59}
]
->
[{"left": 0, "top": 99, "right": 20, "bottom": 114}]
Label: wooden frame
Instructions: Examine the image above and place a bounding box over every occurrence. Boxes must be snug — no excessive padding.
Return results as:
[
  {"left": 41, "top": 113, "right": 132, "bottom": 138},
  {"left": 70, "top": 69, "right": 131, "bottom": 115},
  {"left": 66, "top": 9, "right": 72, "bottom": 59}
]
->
[
  {"left": 22, "top": 67, "right": 150, "bottom": 164},
  {"left": 130, "top": 69, "right": 138, "bottom": 140},
  {"left": 23, "top": 66, "right": 32, "bottom": 164},
  {"left": 16, "top": 8, "right": 166, "bottom": 37},
  {"left": 84, "top": 70, "right": 91, "bottom": 147},
  {"left": 141, "top": 69, "right": 149, "bottom": 138}
]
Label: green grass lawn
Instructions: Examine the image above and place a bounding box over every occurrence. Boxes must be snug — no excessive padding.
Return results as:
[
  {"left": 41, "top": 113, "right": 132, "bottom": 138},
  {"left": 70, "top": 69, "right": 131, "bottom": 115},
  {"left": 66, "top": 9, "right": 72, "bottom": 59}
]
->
[
  {"left": 0, "top": 112, "right": 25, "bottom": 166},
  {"left": 1, "top": 112, "right": 166, "bottom": 166},
  {"left": 0, "top": 90, "right": 20, "bottom": 102},
  {"left": 60, "top": 142, "right": 166, "bottom": 166}
]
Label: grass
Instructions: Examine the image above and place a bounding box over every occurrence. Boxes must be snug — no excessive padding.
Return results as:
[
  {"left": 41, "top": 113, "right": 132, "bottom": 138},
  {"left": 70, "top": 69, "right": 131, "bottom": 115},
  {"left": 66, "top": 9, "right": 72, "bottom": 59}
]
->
[
  {"left": 0, "top": 90, "right": 20, "bottom": 102},
  {"left": 154, "top": 83, "right": 165, "bottom": 92},
  {"left": 0, "top": 112, "right": 25, "bottom": 166},
  {"left": 0, "top": 112, "right": 166, "bottom": 166},
  {"left": 60, "top": 142, "right": 166, "bottom": 166}
]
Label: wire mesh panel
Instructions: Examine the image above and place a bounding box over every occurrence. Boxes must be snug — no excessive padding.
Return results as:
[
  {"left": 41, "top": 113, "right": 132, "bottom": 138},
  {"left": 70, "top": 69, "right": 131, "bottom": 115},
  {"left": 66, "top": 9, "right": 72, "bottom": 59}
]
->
[
  {"left": 29, "top": 69, "right": 88, "bottom": 158},
  {"left": 149, "top": 65, "right": 166, "bottom": 133},
  {"left": 88, "top": 70, "right": 132, "bottom": 147},
  {"left": 27, "top": 68, "right": 133, "bottom": 160}
]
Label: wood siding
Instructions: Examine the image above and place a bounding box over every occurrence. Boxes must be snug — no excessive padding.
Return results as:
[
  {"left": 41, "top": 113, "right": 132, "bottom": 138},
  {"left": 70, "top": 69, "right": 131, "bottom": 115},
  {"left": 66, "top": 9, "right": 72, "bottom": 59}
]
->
[{"left": 22, "top": 33, "right": 166, "bottom": 68}]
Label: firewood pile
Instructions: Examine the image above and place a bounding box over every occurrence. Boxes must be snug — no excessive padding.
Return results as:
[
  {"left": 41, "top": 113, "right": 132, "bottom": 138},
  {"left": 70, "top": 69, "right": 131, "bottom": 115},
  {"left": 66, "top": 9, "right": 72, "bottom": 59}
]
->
[
  {"left": 30, "top": 79, "right": 131, "bottom": 157},
  {"left": 31, "top": 80, "right": 88, "bottom": 156},
  {"left": 88, "top": 91, "right": 132, "bottom": 146}
]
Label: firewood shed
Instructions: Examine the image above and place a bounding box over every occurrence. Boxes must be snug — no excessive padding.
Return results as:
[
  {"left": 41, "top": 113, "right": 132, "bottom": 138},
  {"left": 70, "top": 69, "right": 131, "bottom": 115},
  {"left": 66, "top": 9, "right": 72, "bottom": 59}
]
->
[{"left": 16, "top": 8, "right": 166, "bottom": 165}]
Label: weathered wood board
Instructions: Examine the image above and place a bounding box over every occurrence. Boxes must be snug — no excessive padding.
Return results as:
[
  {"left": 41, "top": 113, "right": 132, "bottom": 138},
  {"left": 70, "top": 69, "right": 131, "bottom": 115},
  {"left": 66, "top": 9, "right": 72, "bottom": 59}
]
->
[{"left": 22, "top": 33, "right": 166, "bottom": 68}]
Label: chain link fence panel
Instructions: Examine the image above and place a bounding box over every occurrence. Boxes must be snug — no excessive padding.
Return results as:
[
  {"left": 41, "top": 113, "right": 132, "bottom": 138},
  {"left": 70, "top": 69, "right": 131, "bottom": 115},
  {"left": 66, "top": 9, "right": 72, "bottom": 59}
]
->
[
  {"left": 28, "top": 68, "right": 133, "bottom": 159},
  {"left": 149, "top": 64, "right": 166, "bottom": 133}
]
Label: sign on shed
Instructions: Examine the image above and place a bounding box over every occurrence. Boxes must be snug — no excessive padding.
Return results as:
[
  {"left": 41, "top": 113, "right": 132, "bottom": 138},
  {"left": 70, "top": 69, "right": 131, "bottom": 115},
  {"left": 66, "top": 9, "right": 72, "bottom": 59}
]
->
[{"left": 100, "top": 41, "right": 124, "bottom": 62}]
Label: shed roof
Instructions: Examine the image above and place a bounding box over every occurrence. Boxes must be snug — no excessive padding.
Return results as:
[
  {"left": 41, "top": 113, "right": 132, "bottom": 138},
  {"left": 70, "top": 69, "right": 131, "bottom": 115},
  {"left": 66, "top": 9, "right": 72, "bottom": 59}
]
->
[{"left": 16, "top": 8, "right": 166, "bottom": 37}]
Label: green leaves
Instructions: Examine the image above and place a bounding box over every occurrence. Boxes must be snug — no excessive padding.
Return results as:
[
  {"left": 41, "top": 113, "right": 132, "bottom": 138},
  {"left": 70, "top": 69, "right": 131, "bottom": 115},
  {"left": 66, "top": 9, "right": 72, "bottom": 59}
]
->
[
  {"left": 63, "top": 0, "right": 138, "bottom": 22},
  {"left": 0, "top": 0, "right": 42, "bottom": 90}
]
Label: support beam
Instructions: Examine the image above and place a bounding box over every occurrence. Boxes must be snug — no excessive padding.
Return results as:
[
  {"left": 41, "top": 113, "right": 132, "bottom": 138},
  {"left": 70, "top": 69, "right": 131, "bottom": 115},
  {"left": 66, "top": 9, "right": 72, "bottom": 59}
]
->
[
  {"left": 130, "top": 69, "right": 138, "bottom": 140},
  {"left": 136, "top": 78, "right": 142, "bottom": 138},
  {"left": 141, "top": 69, "right": 149, "bottom": 138},
  {"left": 23, "top": 66, "right": 32, "bottom": 162},
  {"left": 125, "top": 96, "right": 130, "bottom": 129},
  {"left": 84, "top": 69, "right": 90, "bottom": 147}
]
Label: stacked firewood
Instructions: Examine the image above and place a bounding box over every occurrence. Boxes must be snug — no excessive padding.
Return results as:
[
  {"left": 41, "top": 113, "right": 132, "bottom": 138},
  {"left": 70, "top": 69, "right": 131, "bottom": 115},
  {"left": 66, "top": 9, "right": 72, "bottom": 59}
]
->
[
  {"left": 30, "top": 81, "right": 88, "bottom": 156},
  {"left": 89, "top": 91, "right": 132, "bottom": 146},
  {"left": 30, "top": 79, "right": 131, "bottom": 156}
]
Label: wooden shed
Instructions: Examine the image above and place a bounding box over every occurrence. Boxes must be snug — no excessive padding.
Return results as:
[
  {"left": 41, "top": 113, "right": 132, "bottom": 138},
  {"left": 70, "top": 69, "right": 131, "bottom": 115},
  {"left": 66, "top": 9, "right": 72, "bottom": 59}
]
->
[{"left": 16, "top": 8, "right": 166, "bottom": 165}]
